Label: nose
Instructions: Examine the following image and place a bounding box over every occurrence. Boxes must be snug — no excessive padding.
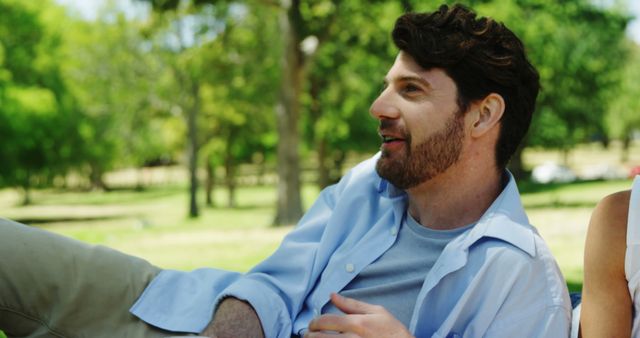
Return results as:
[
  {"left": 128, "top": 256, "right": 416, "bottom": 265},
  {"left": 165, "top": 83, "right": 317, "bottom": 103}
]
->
[{"left": 369, "top": 89, "right": 400, "bottom": 120}]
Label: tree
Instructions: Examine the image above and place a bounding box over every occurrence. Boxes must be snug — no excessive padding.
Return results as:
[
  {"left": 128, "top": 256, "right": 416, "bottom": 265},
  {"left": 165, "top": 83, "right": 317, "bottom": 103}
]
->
[
  {"left": 303, "top": 1, "right": 403, "bottom": 188},
  {"left": 268, "top": 0, "right": 401, "bottom": 223},
  {"left": 198, "top": 5, "right": 280, "bottom": 208},
  {"left": 606, "top": 41, "right": 640, "bottom": 162},
  {"left": 472, "top": 0, "right": 629, "bottom": 173},
  {"left": 0, "top": 0, "right": 83, "bottom": 203},
  {"left": 139, "top": 1, "right": 229, "bottom": 217},
  {"left": 140, "top": 0, "right": 280, "bottom": 216},
  {"left": 62, "top": 6, "right": 174, "bottom": 190}
]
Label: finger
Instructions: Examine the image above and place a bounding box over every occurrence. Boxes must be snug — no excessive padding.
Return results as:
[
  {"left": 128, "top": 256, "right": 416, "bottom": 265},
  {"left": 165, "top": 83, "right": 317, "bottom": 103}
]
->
[
  {"left": 330, "top": 293, "right": 380, "bottom": 315},
  {"left": 308, "top": 313, "right": 353, "bottom": 333},
  {"left": 304, "top": 330, "right": 360, "bottom": 338}
]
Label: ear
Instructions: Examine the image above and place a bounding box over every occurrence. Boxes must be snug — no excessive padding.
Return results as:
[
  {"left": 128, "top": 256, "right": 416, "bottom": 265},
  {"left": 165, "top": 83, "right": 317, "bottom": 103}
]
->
[{"left": 468, "top": 93, "right": 505, "bottom": 138}]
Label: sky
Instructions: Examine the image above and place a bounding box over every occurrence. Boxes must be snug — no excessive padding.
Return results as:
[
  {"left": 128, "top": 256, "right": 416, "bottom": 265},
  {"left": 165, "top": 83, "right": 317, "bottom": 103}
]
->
[
  {"left": 629, "top": 0, "right": 640, "bottom": 42},
  {"left": 55, "top": 0, "right": 640, "bottom": 43},
  {"left": 54, "top": 0, "right": 149, "bottom": 21}
]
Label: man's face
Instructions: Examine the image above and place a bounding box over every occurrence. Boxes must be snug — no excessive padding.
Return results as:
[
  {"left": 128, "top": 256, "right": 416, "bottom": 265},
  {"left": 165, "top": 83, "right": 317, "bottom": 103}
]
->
[{"left": 370, "top": 52, "right": 466, "bottom": 189}]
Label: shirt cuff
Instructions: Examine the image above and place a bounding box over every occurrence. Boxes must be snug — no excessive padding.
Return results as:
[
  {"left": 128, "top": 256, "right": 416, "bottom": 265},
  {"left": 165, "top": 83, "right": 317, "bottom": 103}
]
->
[
  {"left": 219, "top": 275, "right": 293, "bottom": 338},
  {"left": 130, "top": 268, "right": 241, "bottom": 333}
]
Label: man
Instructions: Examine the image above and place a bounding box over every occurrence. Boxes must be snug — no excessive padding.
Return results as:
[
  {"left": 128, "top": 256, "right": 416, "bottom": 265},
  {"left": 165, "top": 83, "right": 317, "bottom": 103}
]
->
[{"left": 0, "top": 4, "right": 571, "bottom": 338}]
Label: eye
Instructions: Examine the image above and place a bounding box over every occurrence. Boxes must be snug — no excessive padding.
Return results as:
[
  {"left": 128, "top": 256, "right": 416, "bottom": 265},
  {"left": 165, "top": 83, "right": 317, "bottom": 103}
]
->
[
  {"left": 404, "top": 84, "right": 420, "bottom": 92},
  {"left": 401, "top": 83, "right": 423, "bottom": 96}
]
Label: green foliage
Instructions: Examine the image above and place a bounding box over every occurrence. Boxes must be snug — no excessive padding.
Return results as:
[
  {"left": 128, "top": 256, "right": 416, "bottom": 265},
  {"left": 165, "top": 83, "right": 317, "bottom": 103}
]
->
[
  {"left": 0, "top": 0, "right": 636, "bottom": 204},
  {"left": 62, "top": 10, "right": 177, "bottom": 187},
  {"left": 298, "top": 1, "right": 404, "bottom": 185},
  {"left": 0, "top": 0, "right": 83, "bottom": 199},
  {"left": 304, "top": 0, "right": 400, "bottom": 151},
  {"left": 473, "top": 0, "right": 630, "bottom": 149},
  {"left": 606, "top": 42, "right": 640, "bottom": 142},
  {"left": 197, "top": 3, "right": 280, "bottom": 166},
  {"left": 0, "top": 0, "right": 42, "bottom": 86}
]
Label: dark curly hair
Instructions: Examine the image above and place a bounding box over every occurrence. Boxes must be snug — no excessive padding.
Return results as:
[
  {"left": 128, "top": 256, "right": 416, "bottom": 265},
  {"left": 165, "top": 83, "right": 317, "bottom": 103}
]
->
[{"left": 392, "top": 4, "right": 539, "bottom": 170}]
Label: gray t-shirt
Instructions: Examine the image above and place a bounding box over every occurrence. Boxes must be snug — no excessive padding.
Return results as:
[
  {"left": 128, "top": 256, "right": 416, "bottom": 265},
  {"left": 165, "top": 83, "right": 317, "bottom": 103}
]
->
[{"left": 322, "top": 212, "right": 474, "bottom": 328}]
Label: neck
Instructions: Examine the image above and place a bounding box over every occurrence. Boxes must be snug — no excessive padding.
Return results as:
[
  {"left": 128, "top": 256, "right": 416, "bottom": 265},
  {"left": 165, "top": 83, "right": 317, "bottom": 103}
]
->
[{"left": 405, "top": 160, "right": 503, "bottom": 230}]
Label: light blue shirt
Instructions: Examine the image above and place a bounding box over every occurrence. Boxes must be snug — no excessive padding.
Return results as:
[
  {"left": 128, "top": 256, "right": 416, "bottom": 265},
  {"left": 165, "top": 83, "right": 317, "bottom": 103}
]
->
[
  {"left": 322, "top": 213, "right": 475, "bottom": 329},
  {"left": 130, "top": 153, "right": 571, "bottom": 338}
]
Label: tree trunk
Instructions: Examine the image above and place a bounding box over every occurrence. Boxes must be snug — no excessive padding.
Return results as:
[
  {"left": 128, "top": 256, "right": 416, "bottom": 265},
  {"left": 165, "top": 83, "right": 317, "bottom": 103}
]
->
[
  {"left": 332, "top": 150, "right": 346, "bottom": 183},
  {"left": 317, "top": 138, "right": 330, "bottom": 188},
  {"left": 187, "top": 81, "right": 200, "bottom": 218},
  {"left": 622, "top": 133, "right": 631, "bottom": 163},
  {"left": 205, "top": 155, "right": 216, "bottom": 207},
  {"left": 225, "top": 141, "right": 237, "bottom": 208},
  {"left": 89, "top": 163, "right": 108, "bottom": 191},
  {"left": 308, "top": 70, "right": 329, "bottom": 189},
  {"left": 256, "top": 152, "right": 266, "bottom": 186},
  {"left": 21, "top": 175, "right": 31, "bottom": 206},
  {"left": 274, "top": 0, "right": 304, "bottom": 226},
  {"left": 136, "top": 167, "right": 147, "bottom": 191}
]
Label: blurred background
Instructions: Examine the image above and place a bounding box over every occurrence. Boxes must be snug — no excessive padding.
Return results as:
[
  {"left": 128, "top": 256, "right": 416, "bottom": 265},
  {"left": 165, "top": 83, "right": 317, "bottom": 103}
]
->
[{"left": 1, "top": 0, "right": 640, "bottom": 296}]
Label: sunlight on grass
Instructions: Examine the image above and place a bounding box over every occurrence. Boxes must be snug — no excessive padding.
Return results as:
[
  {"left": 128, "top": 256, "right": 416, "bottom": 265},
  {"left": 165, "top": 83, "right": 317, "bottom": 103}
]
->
[
  {"left": 0, "top": 184, "right": 319, "bottom": 274},
  {"left": 2, "top": 146, "right": 637, "bottom": 292},
  {"left": 520, "top": 179, "right": 634, "bottom": 290}
]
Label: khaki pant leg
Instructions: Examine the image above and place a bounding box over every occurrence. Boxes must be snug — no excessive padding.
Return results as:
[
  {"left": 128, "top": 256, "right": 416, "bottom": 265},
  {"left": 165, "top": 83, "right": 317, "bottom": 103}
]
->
[{"left": 0, "top": 218, "right": 182, "bottom": 338}]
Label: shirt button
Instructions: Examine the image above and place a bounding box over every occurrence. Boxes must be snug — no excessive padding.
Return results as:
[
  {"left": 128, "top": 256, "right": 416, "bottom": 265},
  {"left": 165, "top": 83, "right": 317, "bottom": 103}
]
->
[
  {"left": 345, "top": 263, "right": 355, "bottom": 273},
  {"left": 390, "top": 227, "right": 398, "bottom": 236}
]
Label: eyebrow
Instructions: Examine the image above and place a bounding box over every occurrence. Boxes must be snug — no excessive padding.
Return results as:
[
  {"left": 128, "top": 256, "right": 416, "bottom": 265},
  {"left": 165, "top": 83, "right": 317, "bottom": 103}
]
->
[{"left": 384, "top": 75, "right": 432, "bottom": 88}]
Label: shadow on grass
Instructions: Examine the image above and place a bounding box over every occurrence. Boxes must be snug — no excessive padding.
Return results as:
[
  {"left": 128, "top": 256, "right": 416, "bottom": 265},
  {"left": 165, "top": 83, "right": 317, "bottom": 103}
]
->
[
  {"left": 14, "top": 214, "right": 130, "bottom": 226},
  {"left": 32, "top": 185, "right": 186, "bottom": 207}
]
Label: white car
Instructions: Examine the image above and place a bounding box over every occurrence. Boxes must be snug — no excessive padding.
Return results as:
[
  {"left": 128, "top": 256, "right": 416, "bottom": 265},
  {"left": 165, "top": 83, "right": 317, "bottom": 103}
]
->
[{"left": 531, "top": 162, "right": 577, "bottom": 184}]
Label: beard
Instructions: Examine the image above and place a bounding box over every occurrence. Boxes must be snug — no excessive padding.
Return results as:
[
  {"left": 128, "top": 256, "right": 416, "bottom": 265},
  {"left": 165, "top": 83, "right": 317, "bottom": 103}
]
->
[{"left": 375, "top": 113, "right": 465, "bottom": 190}]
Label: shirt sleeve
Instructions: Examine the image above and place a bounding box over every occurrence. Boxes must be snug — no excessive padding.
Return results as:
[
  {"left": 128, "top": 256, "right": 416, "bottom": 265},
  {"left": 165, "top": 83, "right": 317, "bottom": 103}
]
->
[
  {"left": 130, "top": 156, "right": 383, "bottom": 336},
  {"left": 482, "top": 242, "right": 572, "bottom": 338},
  {"left": 130, "top": 183, "right": 339, "bottom": 336},
  {"left": 484, "top": 304, "right": 570, "bottom": 337},
  {"left": 426, "top": 237, "right": 571, "bottom": 338},
  {"left": 215, "top": 184, "right": 339, "bottom": 338},
  {"left": 130, "top": 268, "right": 243, "bottom": 332}
]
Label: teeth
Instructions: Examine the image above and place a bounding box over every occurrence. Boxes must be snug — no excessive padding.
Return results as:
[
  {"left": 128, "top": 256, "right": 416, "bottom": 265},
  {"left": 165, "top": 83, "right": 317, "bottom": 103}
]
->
[{"left": 383, "top": 136, "right": 399, "bottom": 142}]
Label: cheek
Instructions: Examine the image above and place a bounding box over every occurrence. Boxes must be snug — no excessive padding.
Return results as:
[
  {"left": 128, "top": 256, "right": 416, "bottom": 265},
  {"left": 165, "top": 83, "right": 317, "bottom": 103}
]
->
[{"left": 407, "top": 116, "right": 436, "bottom": 141}]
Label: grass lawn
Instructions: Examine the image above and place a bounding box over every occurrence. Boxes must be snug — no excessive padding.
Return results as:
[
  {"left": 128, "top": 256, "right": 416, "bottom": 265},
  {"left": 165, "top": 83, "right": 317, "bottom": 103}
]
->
[
  {"left": 0, "top": 163, "right": 636, "bottom": 338},
  {"left": 1, "top": 177, "right": 633, "bottom": 294},
  {"left": 1, "top": 184, "right": 321, "bottom": 273},
  {"left": 1, "top": 141, "right": 638, "bottom": 316},
  {"left": 519, "top": 179, "right": 633, "bottom": 291}
]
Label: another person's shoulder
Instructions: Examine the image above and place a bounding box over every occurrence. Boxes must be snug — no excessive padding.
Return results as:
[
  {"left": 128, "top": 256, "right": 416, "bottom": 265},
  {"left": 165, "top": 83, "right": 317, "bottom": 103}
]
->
[
  {"left": 583, "top": 189, "right": 630, "bottom": 279},
  {"left": 588, "top": 189, "right": 630, "bottom": 242},
  {"left": 580, "top": 188, "right": 634, "bottom": 338}
]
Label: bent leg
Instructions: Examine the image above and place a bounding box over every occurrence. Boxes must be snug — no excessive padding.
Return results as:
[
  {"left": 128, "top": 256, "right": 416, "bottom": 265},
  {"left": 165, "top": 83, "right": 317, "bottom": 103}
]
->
[{"left": 0, "top": 218, "right": 175, "bottom": 338}]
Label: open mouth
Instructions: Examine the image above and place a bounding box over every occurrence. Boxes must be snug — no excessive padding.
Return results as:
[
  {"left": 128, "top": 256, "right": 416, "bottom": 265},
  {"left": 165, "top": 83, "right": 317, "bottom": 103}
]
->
[
  {"left": 382, "top": 136, "right": 404, "bottom": 143},
  {"left": 379, "top": 133, "right": 407, "bottom": 153}
]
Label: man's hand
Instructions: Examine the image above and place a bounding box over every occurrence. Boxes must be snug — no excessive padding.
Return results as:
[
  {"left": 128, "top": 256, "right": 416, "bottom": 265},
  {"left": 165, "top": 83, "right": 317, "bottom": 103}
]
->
[
  {"left": 304, "top": 293, "right": 415, "bottom": 338},
  {"left": 200, "top": 297, "right": 265, "bottom": 338}
]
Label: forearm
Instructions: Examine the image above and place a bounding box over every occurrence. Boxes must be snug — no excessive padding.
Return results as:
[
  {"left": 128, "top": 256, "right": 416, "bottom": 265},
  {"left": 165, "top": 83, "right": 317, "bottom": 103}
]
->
[{"left": 201, "top": 297, "right": 265, "bottom": 338}]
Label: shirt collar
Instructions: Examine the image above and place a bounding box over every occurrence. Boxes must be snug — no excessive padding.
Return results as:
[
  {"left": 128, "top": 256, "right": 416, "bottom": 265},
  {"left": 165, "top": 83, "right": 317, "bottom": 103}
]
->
[
  {"left": 377, "top": 169, "right": 535, "bottom": 257},
  {"left": 462, "top": 171, "right": 535, "bottom": 257}
]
